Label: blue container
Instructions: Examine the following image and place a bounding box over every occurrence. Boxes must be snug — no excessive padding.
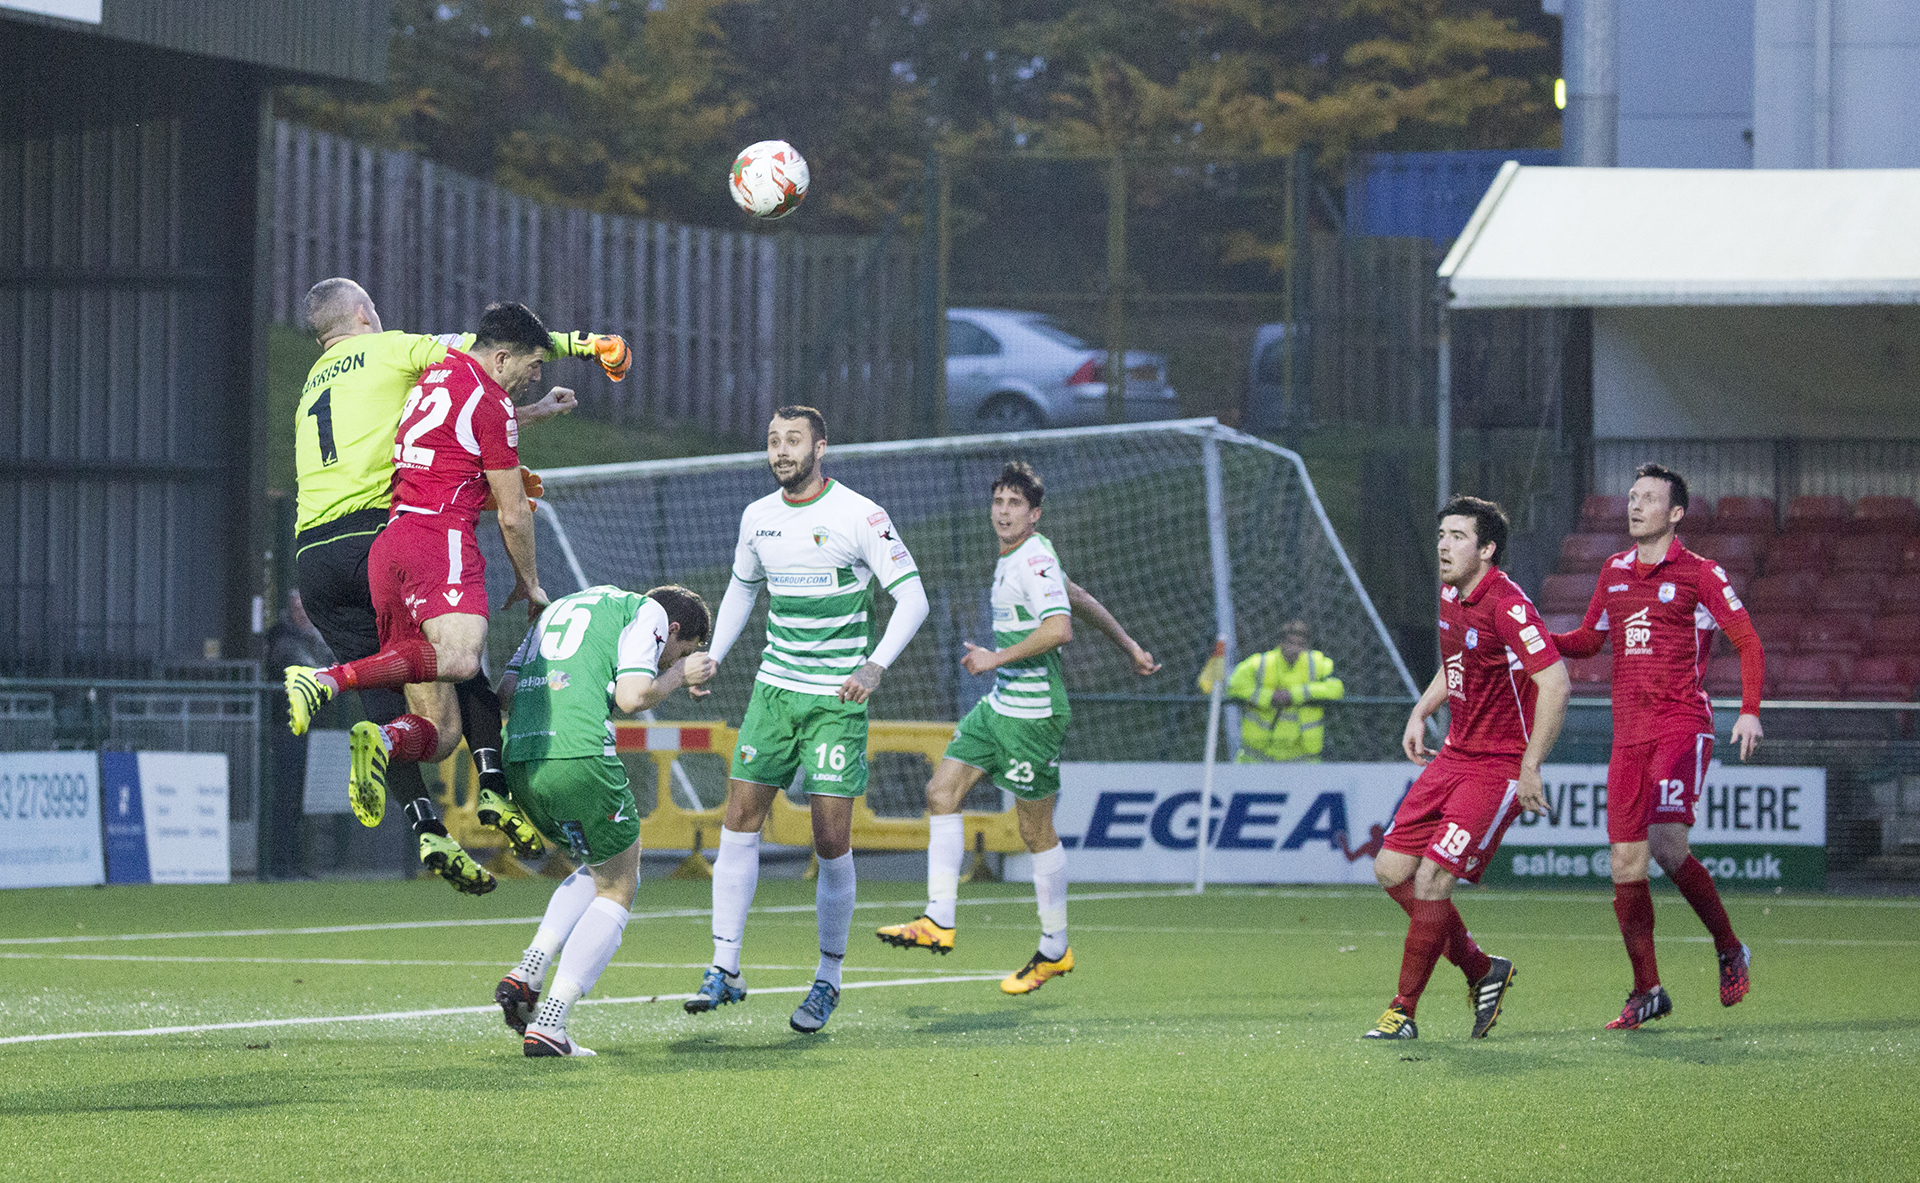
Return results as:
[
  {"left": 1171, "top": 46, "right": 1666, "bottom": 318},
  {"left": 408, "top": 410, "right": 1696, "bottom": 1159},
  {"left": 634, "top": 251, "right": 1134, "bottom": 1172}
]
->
[{"left": 1346, "top": 149, "right": 1559, "bottom": 244}]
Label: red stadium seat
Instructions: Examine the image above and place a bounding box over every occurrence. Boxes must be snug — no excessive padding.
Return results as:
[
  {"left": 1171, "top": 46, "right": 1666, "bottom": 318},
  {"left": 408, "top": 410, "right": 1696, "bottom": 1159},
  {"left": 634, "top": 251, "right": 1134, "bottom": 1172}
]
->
[
  {"left": 1680, "top": 500, "right": 1715, "bottom": 533},
  {"left": 1771, "top": 654, "right": 1849, "bottom": 700},
  {"left": 1704, "top": 654, "right": 1745, "bottom": 696},
  {"left": 1739, "top": 613, "right": 1799, "bottom": 655},
  {"left": 1885, "top": 573, "right": 1920, "bottom": 614},
  {"left": 1846, "top": 656, "right": 1919, "bottom": 701},
  {"left": 1785, "top": 495, "right": 1851, "bottom": 534},
  {"left": 1578, "top": 494, "right": 1629, "bottom": 534},
  {"left": 1689, "top": 533, "right": 1765, "bottom": 578},
  {"left": 1902, "top": 535, "right": 1920, "bottom": 572},
  {"left": 1797, "top": 612, "right": 1872, "bottom": 656},
  {"left": 1558, "top": 532, "right": 1628, "bottom": 573},
  {"left": 1852, "top": 495, "right": 1920, "bottom": 536},
  {"left": 1565, "top": 656, "right": 1612, "bottom": 689},
  {"left": 1763, "top": 533, "right": 1829, "bottom": 574},
  {"left": 1713, "top": 495, "right": 1778, "bottom": 534},
  {"left": 1832, "top": 532, "right": 1906, "bottom": 575},
  {"left": 1541, "top": 572, "right": 1596, "bottom": 615},
  {"left": 1542, "top": 612, "right": 1585, "bottom": 637},
  {"left": 1745, "top": 570, "right": 1822, "bottom": 614},
  {"left": 1870, "top": 614, "right": 1920, "bottom": 656},
  {"left": 1819, "top": 572, "right": 1885, "bottom": 614}
]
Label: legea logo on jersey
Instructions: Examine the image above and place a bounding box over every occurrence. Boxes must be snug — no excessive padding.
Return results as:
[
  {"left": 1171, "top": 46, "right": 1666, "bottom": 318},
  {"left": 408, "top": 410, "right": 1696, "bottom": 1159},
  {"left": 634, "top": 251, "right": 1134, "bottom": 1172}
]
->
[
  {"left": 1623, "top": 606, "right": 1653, "bottom": 655},
  {"left": 767, "top": 570, "right": 836, "bottom": 592},
  {"left": 1445, "top": 651, "right": 1466, "bottom": 698}
]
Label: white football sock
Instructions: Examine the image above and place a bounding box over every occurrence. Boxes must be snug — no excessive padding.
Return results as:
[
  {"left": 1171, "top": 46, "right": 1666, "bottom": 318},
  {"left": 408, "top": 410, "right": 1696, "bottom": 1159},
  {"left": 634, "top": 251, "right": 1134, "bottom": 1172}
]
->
[
  {"left": 925, "top": 813, "right": 964, "bottom": 929},
  {"left": 710, "top": 826, "right": 761, "bottom": 975},
  {"left": 546, "top": 896, "right": 629, "bottom": 1011},
  {"left": 516, "top": 868, "right": 597, "bottom": 989},
  {"left": 1032, "top": 842, "right": 1069, "bottom": 960},
  {"left": 814, "top": 850, "right": 856, "bottom": 989}
]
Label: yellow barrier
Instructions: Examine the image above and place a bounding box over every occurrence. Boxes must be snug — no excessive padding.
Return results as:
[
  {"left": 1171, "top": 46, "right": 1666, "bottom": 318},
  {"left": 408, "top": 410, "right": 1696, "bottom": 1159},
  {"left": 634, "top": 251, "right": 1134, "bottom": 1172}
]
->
[{"left": 429, "top": 721, "right": 1026, "bottom": 875}]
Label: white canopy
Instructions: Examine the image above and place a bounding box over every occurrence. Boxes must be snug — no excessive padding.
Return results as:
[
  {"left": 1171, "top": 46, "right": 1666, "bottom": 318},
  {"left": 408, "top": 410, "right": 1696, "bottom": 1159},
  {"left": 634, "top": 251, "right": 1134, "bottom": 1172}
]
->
[{"left": 1439, "top": 164, "right": 1920, "bottom": 308}]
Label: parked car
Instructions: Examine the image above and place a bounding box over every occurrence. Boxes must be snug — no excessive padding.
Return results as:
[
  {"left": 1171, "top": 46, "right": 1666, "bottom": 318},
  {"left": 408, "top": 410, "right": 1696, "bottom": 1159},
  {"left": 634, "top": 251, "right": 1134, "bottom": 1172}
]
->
[
  {"left": 1244, "top": 322, "right": 1309, "bottom": 434},
  {"left": 946, "top": 307, "right": 1178, "bottom": 431}
]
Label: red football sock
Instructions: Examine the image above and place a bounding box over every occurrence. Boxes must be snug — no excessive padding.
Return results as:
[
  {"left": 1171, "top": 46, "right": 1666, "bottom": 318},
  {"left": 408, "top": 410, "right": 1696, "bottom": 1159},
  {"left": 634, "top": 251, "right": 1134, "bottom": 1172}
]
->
[
  {"left": 1392, "top": 899, "right": 1453, "bottom": 1016},
  {"left": 382, "top": 714, "right": 439, "bottom": 764},
  {"left": 1386, "top": 881, "right": 1491, "bottom": 980},
  {"left": 325, "top": 640, "right": 438, "bottom": 692},
  {"left": 1613, "top": 879, "right": 1661, "bottom": 993},
  {"left": 1670, "top": 855, "right": 1741, "bottom": 954}
]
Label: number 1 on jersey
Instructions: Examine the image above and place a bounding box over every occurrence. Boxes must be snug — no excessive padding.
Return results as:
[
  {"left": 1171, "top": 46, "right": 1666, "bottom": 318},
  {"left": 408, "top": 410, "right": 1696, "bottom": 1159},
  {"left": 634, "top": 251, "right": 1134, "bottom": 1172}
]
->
[{"left": 306, "top": 388, "right": 337, "bottom": 465}]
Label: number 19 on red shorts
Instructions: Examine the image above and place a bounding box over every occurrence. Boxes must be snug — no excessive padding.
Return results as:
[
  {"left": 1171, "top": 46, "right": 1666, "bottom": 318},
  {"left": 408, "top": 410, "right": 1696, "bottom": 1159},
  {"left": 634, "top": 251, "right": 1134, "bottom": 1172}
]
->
[{"left": 1381, "top": 754, "right": 1526, "bottom": 884}]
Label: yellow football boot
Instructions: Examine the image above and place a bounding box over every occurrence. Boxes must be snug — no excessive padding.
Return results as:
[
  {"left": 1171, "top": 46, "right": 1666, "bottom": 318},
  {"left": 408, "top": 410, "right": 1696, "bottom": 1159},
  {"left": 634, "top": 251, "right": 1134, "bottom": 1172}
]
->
[{"left": 1001, "top": 947, "right": 1074, "bottom": 994}]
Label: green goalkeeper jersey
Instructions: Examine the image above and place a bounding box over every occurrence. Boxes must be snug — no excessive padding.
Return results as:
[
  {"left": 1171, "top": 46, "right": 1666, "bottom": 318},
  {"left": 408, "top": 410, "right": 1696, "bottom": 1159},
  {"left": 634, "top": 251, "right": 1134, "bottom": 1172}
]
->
[
  {"left": 503, "top": 586, "right": 670, "bottom": 762},
  {"left": 293, "top": 328, "right": 590, "bottom": 536}
]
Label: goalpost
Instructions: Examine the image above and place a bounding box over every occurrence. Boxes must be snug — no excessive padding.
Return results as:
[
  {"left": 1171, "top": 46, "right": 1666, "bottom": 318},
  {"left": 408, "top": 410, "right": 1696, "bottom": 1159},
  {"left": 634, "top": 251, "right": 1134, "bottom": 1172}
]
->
[{"left": 485, "top": 417, "right": 1419, "bottom": 858}]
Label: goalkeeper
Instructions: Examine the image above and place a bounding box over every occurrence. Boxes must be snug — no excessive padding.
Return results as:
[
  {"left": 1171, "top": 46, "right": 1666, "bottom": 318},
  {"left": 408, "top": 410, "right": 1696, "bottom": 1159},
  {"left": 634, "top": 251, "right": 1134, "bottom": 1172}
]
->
[{"left": 289, "top": 277, "right": 631, "bottom": 893}]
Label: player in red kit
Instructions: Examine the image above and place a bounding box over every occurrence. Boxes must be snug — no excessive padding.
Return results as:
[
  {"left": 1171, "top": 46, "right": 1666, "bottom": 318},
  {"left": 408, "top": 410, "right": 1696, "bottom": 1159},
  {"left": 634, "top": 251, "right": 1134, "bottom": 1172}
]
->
[
  {"left": 1551, "top": 464, "right": 1764, "bottom": 1029},
  {"left": 286, "top": 302, "right": 553, "bottom": 873},
  {"left": 1365, "top": 496, "right": 1570, "bottom": 1041}
]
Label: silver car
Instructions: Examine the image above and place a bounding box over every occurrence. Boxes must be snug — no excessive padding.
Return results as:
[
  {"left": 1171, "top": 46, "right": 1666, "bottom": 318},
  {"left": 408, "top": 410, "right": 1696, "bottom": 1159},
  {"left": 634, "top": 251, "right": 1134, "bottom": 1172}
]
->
[{"left": 946, "top": 307, "right": 1178, "bottom": 431}]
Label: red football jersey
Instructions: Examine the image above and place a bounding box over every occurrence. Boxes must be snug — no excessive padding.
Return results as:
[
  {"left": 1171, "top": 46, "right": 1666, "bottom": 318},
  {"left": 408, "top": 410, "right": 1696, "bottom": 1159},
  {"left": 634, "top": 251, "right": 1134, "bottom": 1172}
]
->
[
  {"left": 387, "top": 348, "right": 520, "bottom": 532},
  {"left": 1437, "top": 566, "right": 1562, "bottom": 762},
  {"left": 1576, "top": 536, "right": 1755, "bottom": 738}
]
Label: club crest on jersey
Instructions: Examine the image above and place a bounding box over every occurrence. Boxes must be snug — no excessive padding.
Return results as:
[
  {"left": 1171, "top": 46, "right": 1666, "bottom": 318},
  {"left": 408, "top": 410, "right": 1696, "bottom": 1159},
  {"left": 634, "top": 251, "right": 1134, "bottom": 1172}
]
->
[
  {"left": 812, "top": 527, "right": 829, "bottom": 546},
  {"left": 1507, "top": 604, "right": 1527, "bottom": 623},
  {"left": 739, "top": 745, "right": 757, "bottom": 763},
  {"left": 1659, "top": 582, "right": 1676, "bottom": 603},
  {"left": 1623, "top": 606, "right": 1653, "bottom": 655},
  {"left": 1465, "top": 627, "right": 1479, "bottom": 649}
]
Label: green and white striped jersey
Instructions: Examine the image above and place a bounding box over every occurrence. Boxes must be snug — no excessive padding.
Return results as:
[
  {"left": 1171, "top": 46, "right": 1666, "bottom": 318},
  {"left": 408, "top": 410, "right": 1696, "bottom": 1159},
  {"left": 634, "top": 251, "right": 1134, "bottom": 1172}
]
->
[
  {"left": 731, "top": 478, "right": 919, "bottom": 698},
  {"left": 503, "top": 586, "right": 668, "bottom": 761},
  {"left": 987, "top": 533, "right": 1072, "bottom": 720}
]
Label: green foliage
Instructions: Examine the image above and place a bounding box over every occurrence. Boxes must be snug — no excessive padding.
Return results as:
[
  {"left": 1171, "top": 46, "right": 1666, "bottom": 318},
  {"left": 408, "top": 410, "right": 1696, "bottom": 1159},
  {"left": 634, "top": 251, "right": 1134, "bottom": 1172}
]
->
[
  {"left": 277, "top": 0, "right": 1560, "bottom": 232},
  {"left": 3, "top": 879, "right": 1916, "bottom": 1181}
]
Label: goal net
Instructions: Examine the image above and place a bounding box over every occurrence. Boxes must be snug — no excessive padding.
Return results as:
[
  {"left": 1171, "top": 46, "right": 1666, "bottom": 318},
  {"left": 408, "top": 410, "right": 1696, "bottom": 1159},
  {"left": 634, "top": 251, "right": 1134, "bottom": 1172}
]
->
[{"left": 480, "top": 418, "right": 1418, "bottom": 815}]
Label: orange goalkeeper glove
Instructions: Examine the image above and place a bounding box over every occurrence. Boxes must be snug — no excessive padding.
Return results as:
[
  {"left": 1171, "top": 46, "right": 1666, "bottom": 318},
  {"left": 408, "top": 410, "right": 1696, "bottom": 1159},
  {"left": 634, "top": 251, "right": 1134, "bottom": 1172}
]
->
[
  {"left": 570, "top": 332, "right": 631, "bottom": 382},
  {"left": 483, "top": 466, "right": 544, "bottom": 514}
]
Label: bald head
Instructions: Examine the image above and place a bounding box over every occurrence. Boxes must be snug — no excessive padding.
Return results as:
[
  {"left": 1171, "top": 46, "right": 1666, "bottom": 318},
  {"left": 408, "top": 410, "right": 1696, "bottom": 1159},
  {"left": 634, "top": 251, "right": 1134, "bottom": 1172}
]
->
[{"left": 304, "top": 278, "right": 379, "bottom": 343}]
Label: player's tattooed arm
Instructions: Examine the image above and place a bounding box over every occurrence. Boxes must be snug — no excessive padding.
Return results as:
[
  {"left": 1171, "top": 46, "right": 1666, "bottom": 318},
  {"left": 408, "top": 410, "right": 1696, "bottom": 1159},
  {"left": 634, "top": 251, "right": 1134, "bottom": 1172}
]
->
[
  {"left": 1065, "top": 578, "right": 1160, "bottom": 674},
  {"left": 838, "top": 661, "right": 886, "bottom": 704}
]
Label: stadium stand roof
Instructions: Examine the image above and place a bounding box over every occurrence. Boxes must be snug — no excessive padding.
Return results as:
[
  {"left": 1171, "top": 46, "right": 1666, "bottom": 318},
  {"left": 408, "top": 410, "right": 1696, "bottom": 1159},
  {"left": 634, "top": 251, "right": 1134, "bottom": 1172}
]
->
[{"left": 1440, "top": 164, "right": 1920, "bottom": 308}]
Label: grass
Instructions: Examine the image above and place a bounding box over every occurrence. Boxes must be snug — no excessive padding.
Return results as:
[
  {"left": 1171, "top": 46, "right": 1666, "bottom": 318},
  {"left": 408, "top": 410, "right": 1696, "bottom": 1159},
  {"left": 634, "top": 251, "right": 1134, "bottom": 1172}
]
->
[{"left": 2, "top": 878, "right": 1916, "bottom": 1181}]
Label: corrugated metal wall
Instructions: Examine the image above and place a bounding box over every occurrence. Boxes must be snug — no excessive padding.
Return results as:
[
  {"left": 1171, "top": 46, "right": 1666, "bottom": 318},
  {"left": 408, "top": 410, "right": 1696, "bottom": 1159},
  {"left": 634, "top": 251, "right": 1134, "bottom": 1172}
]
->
[{"left": 0, "top": 61, "right": 267, "bottom": 675}]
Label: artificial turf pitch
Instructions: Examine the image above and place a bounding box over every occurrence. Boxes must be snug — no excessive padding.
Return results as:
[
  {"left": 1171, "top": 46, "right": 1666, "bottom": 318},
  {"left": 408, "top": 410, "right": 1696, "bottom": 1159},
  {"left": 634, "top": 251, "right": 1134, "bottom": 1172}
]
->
[{"left": 1, "top": 877, "right": 1914, "bottom": 1181}]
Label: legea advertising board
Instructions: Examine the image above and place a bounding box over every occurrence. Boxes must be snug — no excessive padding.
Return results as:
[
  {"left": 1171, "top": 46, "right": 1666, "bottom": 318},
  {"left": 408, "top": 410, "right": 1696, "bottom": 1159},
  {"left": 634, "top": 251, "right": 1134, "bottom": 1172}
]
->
[{"left": 1022, "top": 761, "right": 1825, "bottom": 888}]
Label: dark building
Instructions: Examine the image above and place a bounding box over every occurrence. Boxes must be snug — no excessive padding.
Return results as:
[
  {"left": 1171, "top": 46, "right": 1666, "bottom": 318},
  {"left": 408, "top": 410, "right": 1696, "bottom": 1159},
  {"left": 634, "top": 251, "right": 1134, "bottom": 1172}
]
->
[{"left": 1, "top": 1, "right": 387, "bottom": 675}]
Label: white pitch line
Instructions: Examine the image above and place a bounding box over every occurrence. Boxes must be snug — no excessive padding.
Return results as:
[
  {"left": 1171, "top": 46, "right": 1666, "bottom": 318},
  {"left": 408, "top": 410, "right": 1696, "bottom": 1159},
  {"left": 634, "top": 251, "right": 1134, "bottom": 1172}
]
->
[
  {"left": 0, "top": 951, "right": 990, "bottom": 973},
  {"left": 0, "top": 973, "right": 1006, "bottom": 1046},
  {"left": 0, "top": 888, "right": 1200, "bottom": 948}
]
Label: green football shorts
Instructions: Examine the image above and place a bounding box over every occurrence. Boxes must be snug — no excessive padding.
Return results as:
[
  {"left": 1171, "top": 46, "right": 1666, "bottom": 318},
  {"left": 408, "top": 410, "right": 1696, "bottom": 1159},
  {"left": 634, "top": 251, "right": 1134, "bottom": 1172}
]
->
[
  {"left": 730, "top": 681, "right": 870, "bottom": 798},
  {"left": 506, "top": 754, "right": 639, "bottom": 865},
  {"left": 942, "top": 698, "right": 1067, "bottom": 801}
]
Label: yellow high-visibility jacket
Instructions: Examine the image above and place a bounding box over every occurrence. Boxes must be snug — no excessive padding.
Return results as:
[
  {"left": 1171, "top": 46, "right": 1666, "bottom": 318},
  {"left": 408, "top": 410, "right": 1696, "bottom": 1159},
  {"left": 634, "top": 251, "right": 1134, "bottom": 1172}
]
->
[{"left": 1225, "top": 647, "right": 1344, "bottom": 762}]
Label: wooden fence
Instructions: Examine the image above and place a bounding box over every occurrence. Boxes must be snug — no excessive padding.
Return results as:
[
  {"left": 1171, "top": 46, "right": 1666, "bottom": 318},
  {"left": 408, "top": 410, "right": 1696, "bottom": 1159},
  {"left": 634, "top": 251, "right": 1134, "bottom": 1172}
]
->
[{"left": 270, "top": 121, "right": 930, "bottom": 441}]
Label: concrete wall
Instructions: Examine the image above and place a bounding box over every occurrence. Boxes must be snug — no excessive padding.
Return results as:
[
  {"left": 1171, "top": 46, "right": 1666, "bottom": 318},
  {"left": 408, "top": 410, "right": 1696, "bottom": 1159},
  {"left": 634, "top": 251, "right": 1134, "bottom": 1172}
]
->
[
  {"left": 1754, "top": 0, "right": 1920, "bottom": 168},
  {"left": 1593, "top": 305, "right": 1920, "bottom": 439},
  {"left": 1618, "top": 0, "right": 1755, "bottom": 167}
]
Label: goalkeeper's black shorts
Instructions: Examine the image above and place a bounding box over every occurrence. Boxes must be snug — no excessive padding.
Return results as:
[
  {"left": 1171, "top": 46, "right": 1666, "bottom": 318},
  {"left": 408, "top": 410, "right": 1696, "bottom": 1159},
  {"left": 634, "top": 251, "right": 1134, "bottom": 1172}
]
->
[{"left": 295, "top": 507, "right": 387, "bottom": 667}]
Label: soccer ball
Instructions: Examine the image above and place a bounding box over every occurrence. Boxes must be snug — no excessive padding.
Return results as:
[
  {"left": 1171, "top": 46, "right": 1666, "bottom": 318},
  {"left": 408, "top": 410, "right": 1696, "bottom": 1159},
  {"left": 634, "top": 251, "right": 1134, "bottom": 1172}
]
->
[{"left": 729, "top": 140, "right": 809, "bottom": 219}]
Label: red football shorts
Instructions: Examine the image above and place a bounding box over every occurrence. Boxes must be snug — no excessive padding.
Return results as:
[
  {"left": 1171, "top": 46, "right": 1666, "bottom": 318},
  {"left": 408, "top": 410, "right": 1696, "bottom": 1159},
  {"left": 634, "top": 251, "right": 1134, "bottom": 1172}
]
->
[
  {"left": 368, "top": 514, "right": 489, "bottom": 646},
  {"left": 1381, "top": 751, "right": 1526, "bottom": 884},
  {"left": 1606, "top": 730, "right": 1713, "bottom": 843}
]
